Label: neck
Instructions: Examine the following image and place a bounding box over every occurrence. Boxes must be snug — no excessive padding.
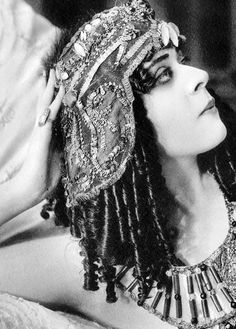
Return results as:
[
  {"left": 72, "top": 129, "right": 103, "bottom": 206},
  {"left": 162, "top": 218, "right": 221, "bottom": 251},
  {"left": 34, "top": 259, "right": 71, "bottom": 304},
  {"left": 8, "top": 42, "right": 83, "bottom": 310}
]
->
[{"left": 160, "top": 155, "right": 208, "bottom": 211}]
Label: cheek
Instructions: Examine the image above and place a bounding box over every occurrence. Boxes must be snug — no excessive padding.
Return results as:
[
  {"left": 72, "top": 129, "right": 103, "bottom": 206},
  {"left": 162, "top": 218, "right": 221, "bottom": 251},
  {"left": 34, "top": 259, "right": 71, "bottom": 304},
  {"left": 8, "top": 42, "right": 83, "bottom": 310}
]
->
[
  {"left": 145, "top": 95, "right": 194, "bottom": 155},
  {"left": 143, "top": 94, "right": 227, "bottom": 157},
  {"left": 159, "top": 115, "right": 227, "bottom": 157},
  {"left": 157, "top": 119, "right": 197, "bottom": 156},
  {"left": 144, "top": 94, "right": 176, "bottom": 129}
]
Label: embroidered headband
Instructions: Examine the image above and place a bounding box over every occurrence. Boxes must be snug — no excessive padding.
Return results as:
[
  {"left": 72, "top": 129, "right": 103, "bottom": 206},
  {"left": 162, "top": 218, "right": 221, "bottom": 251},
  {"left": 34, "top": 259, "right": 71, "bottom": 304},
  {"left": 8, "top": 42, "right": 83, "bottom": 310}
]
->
[{"left": 56, "top": 0, "right": 181, "bottom": 205}]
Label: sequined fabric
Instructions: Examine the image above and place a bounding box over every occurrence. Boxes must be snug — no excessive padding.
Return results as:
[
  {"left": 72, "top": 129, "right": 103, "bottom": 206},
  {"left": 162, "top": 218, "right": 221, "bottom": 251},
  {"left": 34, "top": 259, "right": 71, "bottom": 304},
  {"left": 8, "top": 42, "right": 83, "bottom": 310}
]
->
[{"left": 56, "top": 0, "right": 180, "bottom": 204}]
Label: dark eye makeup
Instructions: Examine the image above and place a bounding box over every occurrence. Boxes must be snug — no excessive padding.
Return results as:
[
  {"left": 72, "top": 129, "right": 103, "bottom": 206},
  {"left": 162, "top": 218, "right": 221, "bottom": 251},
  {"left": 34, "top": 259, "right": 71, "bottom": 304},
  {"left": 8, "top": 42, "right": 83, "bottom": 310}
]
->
[
  {"left": 154, "top": 52, "right": 191, "bottom": 86},
  {"left": 154, "top": 67, "right": 173, "bottom": 85}
]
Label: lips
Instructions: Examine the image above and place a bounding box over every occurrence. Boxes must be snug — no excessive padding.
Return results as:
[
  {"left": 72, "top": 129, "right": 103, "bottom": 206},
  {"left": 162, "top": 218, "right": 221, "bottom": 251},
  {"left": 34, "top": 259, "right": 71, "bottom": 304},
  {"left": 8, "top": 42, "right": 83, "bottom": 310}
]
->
[{"left": 200, "top": 98, "right": 216, "bottom": 115}]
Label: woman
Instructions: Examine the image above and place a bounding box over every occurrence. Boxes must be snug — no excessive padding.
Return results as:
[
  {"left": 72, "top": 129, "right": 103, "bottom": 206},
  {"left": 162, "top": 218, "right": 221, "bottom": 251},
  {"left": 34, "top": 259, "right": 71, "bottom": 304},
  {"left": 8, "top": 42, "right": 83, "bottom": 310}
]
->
[
  {"left": 1, "top": 0, "right": 236, "bottom": 328},
  {"left": 0, "top": 71, "right": 105, "bottom": 328}
]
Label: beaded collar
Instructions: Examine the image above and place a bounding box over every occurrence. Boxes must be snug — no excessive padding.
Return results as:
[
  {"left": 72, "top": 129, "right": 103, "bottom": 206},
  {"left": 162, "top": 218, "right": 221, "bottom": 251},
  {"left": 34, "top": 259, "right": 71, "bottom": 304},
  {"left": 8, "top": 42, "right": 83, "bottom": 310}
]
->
[{"left": 115, "top": 198, "right": 236, "bottom": 329}]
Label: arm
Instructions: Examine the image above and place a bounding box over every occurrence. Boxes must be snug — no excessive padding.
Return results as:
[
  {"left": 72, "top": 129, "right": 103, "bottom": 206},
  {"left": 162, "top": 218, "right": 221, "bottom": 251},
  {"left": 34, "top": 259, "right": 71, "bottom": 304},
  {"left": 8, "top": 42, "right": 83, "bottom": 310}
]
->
[{"left": 0, "top": 69, "right": 64, "bottom": 226}]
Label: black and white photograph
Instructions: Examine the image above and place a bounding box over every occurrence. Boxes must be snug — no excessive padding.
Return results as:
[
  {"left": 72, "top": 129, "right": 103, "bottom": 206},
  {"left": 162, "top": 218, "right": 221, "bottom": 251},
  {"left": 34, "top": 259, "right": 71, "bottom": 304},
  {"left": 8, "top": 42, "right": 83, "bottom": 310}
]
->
[{"left": 0, "top": 1, "right": 236, "bottom": 328}]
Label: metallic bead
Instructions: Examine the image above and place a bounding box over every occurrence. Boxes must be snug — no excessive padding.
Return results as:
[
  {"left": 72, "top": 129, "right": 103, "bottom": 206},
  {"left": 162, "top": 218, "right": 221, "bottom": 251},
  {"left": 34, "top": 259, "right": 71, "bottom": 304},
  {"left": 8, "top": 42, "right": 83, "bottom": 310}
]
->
[
  {"left": 125, "top": 278, "right": 139, "bottom": 292},
  {"left": 61, "top": 72, "right": 69, "bottom": 80},
  {"left": 80, "top": 31, "right": 87, "bottom": 41},
  {"left": 163, "top": 293, "right": 171, "bottom": 320},
  {"left": 195, "top": 267, "right": 201, "bottom": 274},
  {"left": 189, "top": 299, "right": 198, "bottom": 322},
  {"left": 200, "top": 292, "right": 207, "bottom": 299},
  {"left": 200, "top": 264, "right": 207, "bottom": 271},
  {"left": 191, "top": 317, "right": 198, "bottom": 325},
  {"left": 210, "top": 288, "right": 216, "bottom": 295},
  {"left": 162, "top": 277, "right": 172, "bottom": 320},
  {"left": 201, "top": 299, "right": 210, "bottom": 319},
  {"left": 115, "top": 266, "right": 130, "bottom": 282},
  {"left": 74, "top": 42, "right": 86, "bottom": 57},
  {"left": 187, "top": 274, "right": 194, "bottom": 294},
  {"left": 151, "top": 290, "right": 163, "bottom": 310},
  {"left": 173, "top": 274, "right": 180, "bottom": 294},
  {"left": 201, "top": 270, "right": 213, "bottom": 291},
  {"left": 195, "top": 273, "right": 205, "bottom": 294},
  {"left": 89, "top": 92, "right": 97, "bottom": 100},
  {"left": 175, "top": 296, "right": 182, "bottom": 319},
  {"left": 209, "top": 265, "right": 222, "bottom": 283},
  {"left": 210, "top": 293, "right": 223, "bottom": 312},
  {"left": 100, "top": 86, "right": 106, "bottom": 96},
  {"left": 231, "top": 301, "right": 236, "bottom": 309},
  {"left": 221, "top": 287, "right": 233, "bottom": 303}
]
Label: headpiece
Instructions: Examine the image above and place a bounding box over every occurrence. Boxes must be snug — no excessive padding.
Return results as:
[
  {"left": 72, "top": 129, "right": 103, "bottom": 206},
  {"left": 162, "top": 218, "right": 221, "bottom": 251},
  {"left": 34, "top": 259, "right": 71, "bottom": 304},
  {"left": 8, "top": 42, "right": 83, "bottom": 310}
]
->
[{"left": 56, "top": 0, "right": 181, "bottom": 205}]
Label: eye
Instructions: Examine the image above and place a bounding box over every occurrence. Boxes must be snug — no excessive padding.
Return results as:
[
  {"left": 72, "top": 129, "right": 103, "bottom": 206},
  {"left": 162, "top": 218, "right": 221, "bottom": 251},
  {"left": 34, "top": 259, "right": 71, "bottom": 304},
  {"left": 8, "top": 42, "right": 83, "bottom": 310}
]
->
[{"left": 155, "top": 67, "right": 172, "bottom": 85}]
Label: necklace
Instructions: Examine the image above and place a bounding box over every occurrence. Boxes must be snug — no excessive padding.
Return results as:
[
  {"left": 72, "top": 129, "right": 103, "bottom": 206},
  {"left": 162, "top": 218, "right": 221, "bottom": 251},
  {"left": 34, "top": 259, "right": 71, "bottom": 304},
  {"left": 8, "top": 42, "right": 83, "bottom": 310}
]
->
[{"left": 115, "top": 197, "right": 236, "bottom": 329}]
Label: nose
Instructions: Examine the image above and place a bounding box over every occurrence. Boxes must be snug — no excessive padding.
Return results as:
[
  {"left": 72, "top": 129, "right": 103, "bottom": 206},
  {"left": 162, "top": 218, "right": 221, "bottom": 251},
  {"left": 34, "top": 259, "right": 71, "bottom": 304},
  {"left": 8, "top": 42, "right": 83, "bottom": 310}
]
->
[{"left": 183, "top": 65, "right": 209, "bottom": 94}]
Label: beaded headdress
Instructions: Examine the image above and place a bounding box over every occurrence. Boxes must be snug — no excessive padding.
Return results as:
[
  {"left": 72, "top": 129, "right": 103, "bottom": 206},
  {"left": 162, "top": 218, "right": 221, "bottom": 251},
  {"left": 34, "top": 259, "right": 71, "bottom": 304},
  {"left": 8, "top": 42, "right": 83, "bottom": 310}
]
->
[{"left": 56, "top": 0, "right": 181, "bottom": 204}]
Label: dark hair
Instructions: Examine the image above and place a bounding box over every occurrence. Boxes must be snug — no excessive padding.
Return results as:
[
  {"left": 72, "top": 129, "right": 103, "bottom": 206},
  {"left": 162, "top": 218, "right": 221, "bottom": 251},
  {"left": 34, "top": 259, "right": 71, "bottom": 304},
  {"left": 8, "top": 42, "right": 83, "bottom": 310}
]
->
[{"left": 42, "top": 29, "right": 236, "bottom": 306}]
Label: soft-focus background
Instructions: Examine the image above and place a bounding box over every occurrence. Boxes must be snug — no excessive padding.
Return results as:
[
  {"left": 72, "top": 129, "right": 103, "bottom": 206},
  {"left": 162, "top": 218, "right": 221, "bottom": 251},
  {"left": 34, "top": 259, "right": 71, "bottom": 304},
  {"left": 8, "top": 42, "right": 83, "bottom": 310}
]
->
[{"left": 0, "top": 0, "right": 235, "bottom": 242}]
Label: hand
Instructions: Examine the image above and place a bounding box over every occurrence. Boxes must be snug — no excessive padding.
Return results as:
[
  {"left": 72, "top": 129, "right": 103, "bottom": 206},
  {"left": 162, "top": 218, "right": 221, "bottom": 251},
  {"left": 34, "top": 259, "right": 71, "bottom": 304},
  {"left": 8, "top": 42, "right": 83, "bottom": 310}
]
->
[{"left": 18, "top": 69, "right": 65, "bottom": 205}]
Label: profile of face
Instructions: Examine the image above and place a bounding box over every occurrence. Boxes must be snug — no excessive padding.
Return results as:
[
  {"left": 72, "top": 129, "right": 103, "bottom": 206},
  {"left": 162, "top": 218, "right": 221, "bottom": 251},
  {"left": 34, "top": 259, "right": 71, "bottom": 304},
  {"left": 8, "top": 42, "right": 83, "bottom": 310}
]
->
[{"left": 142, "top": 48, "right": 227, "bottom": 158}]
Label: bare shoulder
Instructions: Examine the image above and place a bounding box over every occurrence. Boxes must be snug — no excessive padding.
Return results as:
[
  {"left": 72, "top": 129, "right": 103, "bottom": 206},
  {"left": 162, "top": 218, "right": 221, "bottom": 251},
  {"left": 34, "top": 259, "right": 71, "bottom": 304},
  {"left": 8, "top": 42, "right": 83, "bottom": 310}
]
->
[{"left": 0, "top": 230, "right": 173, "bottom": 329}]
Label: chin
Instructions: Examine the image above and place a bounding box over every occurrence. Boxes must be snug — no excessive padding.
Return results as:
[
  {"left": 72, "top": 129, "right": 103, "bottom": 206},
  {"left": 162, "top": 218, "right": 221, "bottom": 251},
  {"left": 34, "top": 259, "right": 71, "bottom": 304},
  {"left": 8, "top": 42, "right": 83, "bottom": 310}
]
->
[{"left": 205, "top": 120, "right": 227, "bottom": 152}]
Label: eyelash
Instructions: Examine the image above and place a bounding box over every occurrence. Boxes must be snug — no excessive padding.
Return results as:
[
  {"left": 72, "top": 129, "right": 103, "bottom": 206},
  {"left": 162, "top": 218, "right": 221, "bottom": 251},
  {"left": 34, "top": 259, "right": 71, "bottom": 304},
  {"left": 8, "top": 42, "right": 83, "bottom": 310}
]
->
[
  {"left": 179, "top": 55, "right": 191, "bottom": 65},
  {"left": 155, "top": 68, "right": 172, "bottom": 85},
  {"left": 154, "top": 55, "right": 191, "bottom": 86}
]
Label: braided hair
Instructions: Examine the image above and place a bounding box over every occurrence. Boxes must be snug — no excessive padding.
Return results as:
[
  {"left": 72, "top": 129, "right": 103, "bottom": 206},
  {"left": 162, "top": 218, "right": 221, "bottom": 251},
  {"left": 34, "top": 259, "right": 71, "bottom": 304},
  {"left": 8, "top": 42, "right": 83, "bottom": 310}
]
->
[
  {"left": 47, "top": 86, "right": 189, "bottom": 304},
  {"left": 43, "top": 30, "right": 236, "bottom": 304}
]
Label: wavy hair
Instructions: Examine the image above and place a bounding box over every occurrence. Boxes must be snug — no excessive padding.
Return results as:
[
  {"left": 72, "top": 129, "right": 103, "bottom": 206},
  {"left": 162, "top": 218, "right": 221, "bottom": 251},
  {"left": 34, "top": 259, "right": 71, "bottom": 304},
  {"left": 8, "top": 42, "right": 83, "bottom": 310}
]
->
[{"left": 42, "top": 30, "right": 236, "bottom": 305}]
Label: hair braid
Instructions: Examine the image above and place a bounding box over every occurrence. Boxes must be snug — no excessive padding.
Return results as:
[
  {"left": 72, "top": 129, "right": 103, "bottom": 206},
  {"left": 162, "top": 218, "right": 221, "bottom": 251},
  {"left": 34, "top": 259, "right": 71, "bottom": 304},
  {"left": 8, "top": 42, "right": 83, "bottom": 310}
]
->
[
  {"left": 101, "top": 264, "right": 117, "bottom": 303},
  {"left": 76, "top": 200, "right": 99, "bottom": 291},
  {"left": 121, "top": 162, "right": 153, "bottom": 304}
]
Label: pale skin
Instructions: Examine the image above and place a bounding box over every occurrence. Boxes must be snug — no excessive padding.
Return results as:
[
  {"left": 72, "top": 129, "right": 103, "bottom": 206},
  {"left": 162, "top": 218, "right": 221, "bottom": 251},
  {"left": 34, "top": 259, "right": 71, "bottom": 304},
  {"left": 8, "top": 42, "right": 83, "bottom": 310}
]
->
[
  {"left": 0, "top": 51, "right": 229, "bottom": 329},
  {"left": 142, "top": 48, "right": 228, "bottom": 264}
]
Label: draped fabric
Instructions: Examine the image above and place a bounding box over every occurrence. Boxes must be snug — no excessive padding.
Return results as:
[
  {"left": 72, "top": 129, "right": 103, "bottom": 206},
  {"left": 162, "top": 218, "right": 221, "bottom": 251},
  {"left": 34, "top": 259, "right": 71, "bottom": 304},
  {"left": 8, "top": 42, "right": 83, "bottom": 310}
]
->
[
  {"left": 0, "top": 0, "right": 56, "bottom": 183},
  {"left": 0, "top": 293, "right": 105, "bottom": 329},
  {"left": 0, "top": 2, "right": 108, "bottom": 328}
]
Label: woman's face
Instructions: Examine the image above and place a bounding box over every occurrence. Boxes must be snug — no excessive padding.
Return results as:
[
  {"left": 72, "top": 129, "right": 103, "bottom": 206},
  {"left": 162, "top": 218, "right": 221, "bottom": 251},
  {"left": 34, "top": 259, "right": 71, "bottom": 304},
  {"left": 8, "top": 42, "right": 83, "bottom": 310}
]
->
[{"left": 142, "top": 48, "right": 227, "bottom": 158}]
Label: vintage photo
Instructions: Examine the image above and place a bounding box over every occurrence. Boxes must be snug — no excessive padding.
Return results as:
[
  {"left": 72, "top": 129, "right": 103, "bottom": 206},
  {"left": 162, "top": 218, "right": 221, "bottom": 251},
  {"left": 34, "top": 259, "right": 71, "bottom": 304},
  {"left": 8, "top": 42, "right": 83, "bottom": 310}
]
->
[{"left": 0, "top": 1, "right": 236, "bottom": 328}]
